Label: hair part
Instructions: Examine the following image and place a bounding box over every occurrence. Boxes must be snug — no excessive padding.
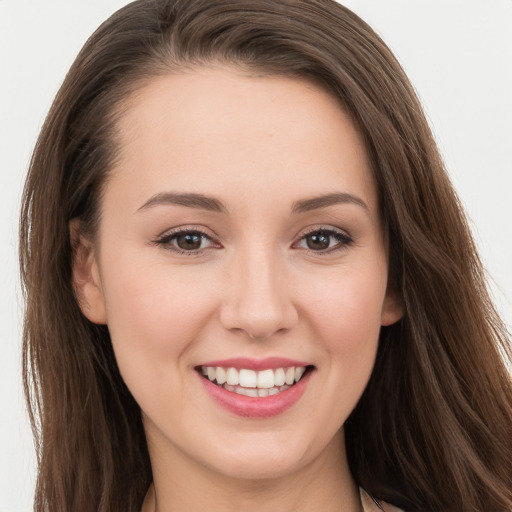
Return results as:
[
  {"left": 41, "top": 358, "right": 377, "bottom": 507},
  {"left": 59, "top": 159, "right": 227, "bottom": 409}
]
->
[{"left": 20, "top": 1, "right": 512, "bottom": 511}]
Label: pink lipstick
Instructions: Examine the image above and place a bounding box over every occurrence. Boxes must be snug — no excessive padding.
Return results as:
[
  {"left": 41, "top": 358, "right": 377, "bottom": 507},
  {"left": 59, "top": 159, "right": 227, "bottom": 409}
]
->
[{"left": 197, "top": 358, "right": 313, "bottom": 418}]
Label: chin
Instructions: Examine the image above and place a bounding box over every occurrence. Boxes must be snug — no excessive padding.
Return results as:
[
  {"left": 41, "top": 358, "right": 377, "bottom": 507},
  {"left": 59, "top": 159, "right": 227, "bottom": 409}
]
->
[
  {"left": 199, "top": 429, "right": 340, "bottom": 482},
  {"left": 210, "top": 453, "right": 308, "bottom": 482}
]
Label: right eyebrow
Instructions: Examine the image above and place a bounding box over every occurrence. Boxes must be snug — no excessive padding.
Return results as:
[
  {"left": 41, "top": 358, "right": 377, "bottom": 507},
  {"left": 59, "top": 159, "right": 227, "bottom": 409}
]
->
[
  {"left": 136, "top": 192, "right": 228, "bottom": 214},
  {"left": 291, "top": 192, "right": 369, "bottom": 214}
]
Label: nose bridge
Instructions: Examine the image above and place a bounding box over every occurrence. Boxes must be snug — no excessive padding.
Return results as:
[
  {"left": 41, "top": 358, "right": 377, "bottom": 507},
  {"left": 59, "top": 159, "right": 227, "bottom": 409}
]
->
[{"left": 220, "top": 241, "right": 297, "bottom": 339}]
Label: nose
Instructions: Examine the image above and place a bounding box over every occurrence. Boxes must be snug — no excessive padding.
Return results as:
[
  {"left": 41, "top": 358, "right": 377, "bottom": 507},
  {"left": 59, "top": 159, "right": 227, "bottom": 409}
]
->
[{"left": 219, "top": 245, "right": 299, "bottom": 340}]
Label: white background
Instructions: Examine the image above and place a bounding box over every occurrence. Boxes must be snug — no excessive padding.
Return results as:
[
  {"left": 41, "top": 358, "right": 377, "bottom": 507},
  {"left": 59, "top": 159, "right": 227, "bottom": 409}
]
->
[{"left": 1, "top": 1, "right": 511, "bottom": 510}]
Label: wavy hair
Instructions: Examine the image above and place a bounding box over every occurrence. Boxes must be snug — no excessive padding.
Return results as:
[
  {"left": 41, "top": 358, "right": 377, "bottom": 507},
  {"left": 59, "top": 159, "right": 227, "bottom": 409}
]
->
[{"left": 20, "top": 1, "right": 512, "bottom": 510}]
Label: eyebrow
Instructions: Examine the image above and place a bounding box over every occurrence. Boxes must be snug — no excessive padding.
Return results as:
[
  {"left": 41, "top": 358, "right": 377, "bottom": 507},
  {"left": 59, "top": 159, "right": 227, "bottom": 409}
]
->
[
  {"left": 136, "top": 192, "right": 228, "bottom": 213},
  {"left": 291, "top": 192, "right": 369, "bottom": 214},
  {"left": 136, "top": 191, "right": 368, "bottom": 215}
]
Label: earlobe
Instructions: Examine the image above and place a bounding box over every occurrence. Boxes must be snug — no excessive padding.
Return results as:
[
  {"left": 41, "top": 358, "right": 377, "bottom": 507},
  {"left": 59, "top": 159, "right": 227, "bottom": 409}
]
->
[
  {"left": 381, "top": 289, "right": 404, "bottom": 326},
  {"left": 70, "top": 220, "right": 107, "bottom": 324}
]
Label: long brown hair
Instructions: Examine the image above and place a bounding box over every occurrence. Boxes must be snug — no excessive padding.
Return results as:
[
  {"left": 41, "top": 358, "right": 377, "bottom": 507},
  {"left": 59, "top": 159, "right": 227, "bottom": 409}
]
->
[{"left": 20, "top": 1, "right": 512, "bottom": 511}]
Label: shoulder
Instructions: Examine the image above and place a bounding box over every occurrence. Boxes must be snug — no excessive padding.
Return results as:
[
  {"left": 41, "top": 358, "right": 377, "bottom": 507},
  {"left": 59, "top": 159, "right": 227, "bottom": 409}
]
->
[{"left": 360, "top": 488, "right": 404, "bottom": 512}]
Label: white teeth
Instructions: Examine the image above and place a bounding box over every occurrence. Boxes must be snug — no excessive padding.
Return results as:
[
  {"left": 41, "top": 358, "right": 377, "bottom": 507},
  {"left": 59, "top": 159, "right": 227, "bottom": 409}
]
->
[
  {"left": 257, "top": 369, "right": 275, "bottom": 389},
  {"left": 216, "top": 367, "right": 226, "bottom": 385},
  {"left": 226, "top": 367, "right": 239, "bottom": 386},
  {"left": 231, "top": 384, "right": 289, "bottom": 397},
  {"left": 233, "top": 386, "right": 259, "bottom": 397},
  {"left": 239, "top": 369, "right": 257, "bottom": 388},
  {"left": 285, "top": 367, "right": 295, "bottom": 385},
  {"left": 274, "top": 368, "right": 286, "bottom": 386},
  {"left": 201, "top": 365, "right": 310, "bottom": 394},
  {"left": 234, "top": 386, "right": 247, "bottom": 396}
]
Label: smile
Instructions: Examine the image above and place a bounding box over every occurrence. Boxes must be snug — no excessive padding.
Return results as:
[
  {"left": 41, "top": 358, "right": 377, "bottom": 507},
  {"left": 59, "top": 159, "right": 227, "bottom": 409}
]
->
[
  {"left": 197, "top": 357, "right": 314, "bottom": 417},
  {"left": 200, "top": 366, "right": 308, "bottom": 397}
]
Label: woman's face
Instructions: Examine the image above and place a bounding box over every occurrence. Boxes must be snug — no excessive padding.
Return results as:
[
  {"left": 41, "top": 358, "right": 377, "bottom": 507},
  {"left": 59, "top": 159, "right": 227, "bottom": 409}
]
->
[{"left": 75, "top": 67, "right": 401, "bottom": 483}]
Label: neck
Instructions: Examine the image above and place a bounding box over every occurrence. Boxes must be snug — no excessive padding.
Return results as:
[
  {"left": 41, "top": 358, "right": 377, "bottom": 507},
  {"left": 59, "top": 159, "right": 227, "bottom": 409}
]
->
[{"left": 143, "top": 430, "right": 362, "bottom": 512}]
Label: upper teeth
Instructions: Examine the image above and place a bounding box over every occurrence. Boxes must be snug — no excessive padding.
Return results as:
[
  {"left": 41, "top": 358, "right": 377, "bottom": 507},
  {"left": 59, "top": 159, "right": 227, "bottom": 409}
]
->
[{"left": 201, "top": 366, "right": 306, "bottom": 389}]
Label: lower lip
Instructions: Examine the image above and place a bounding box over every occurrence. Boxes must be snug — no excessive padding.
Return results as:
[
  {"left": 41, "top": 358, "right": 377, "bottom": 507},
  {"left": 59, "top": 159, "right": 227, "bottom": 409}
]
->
[{"left": 198, "top": 371, "right": 312, "bottom": 418}]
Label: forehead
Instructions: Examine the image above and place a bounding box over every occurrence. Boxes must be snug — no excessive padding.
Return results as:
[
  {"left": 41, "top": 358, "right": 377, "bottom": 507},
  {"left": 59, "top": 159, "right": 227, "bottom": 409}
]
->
[{"left": 108, "top": 66, "right": 377, "bottom": 214}]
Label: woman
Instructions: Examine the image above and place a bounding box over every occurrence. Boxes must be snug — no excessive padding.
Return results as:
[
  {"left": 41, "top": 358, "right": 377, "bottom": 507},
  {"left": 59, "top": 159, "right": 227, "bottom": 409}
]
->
[{"left": 19, "top": 1, "right": 512, "bottom": 511}]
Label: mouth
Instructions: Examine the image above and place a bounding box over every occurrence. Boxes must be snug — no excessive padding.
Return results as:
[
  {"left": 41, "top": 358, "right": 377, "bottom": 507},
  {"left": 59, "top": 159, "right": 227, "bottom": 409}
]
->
[{"left": 197, "top": 364, "right": 314, "bottom": 398}]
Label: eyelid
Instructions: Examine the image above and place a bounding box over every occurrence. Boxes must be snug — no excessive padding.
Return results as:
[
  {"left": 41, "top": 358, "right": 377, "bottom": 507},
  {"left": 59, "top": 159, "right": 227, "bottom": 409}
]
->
[
  {"left": 156, "top": 224, "right": 217, "bottom": 240},
  {"left": 292, "top": 225, "right": 354, "bottom": 253},
  {"left": 153, "top": 225, "right": 222, "bottom": 254}
]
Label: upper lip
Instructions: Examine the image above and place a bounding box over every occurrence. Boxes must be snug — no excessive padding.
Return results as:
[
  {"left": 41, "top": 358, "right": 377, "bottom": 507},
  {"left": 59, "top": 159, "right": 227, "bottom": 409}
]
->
[{"left": 197, "top": 357, "right": 310, "bottom": 371}]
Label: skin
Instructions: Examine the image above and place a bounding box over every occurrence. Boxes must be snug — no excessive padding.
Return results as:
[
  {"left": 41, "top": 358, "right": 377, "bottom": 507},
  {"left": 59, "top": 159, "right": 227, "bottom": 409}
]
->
[{"left": 73, "top": 66, "right": 402, "bottom": 512}]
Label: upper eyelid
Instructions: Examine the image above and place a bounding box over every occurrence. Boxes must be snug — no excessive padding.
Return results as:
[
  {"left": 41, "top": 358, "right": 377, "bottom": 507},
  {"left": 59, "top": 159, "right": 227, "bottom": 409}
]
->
[
  {"left": 292, "top": 226, "right": 354, "bottom": 252},
  {"left": 294, "top": 225, "right": 351, "bottom": 239},
  {"left": 156, "top": 225, "right": 218, "bottom": 240},
  {"left": 154, "top": 229, "right": 220, "bottom": 255},
  {"left": 153, "top": 227, "right": 221, "bottom": 253}
]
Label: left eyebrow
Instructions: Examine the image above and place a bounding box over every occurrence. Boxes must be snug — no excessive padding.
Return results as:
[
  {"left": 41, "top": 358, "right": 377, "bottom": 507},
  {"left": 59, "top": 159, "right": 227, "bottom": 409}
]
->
[
  {"left": 291, "top": 192, "right": 369, "bottom": 214},
  {"left": 136, "top": 192, "right": 228, "bottom": 214}
]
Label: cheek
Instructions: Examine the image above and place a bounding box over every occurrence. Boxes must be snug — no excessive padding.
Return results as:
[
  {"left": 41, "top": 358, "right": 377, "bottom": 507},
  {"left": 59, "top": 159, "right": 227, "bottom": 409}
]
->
[
  {"left": 305, "top": 263, "right": 387, "bottom": 334},
  {"left": 100, "top": 253, "right": 218, "bottom": 376},
  {"left": 299, "top": 259, "right": 387, "bottom": 376}
]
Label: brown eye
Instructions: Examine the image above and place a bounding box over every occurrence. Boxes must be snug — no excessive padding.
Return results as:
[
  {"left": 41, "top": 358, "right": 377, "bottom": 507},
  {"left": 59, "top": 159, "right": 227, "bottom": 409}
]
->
[
  {"left": 305, "top": 232, "right": 331, "bottom": 250},
  {"left": 295, "top": 228, "right": 353, "bottom": 253},
  {"left": 175, "top": 233, "right": 203, "bottom": 250},
  {"left": 156, "top": 229, "right": 216, "bottom": 253}
]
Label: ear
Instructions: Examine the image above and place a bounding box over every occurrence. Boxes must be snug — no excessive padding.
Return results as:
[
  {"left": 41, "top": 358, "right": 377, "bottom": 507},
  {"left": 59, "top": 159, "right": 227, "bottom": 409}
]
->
[
  {"left": 70, "top": 220, "right": 107, "bottom": 324},
  {"left": 381, "top": 287, "right": 403, "bottom": 326}
]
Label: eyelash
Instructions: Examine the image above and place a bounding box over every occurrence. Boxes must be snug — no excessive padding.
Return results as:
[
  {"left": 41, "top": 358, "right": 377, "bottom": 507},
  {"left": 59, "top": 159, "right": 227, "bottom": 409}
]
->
[
  {"left": 154, "top": 227, "right": 354, "bottom": 255},
  {"left": 293, "top": 227, "right": 354, "bottom": 254},
  {"left": 154, "top": 227, "right": 218, "bottom": 255}
]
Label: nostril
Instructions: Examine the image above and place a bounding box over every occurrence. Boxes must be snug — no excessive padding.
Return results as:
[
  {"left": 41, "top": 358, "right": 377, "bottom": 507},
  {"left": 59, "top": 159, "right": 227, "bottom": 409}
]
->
[
  {"left": 218, "top": 273, "right": 299, "bottom": 339},
  {"left": 220, "top": 311, "right": 297, "bottom": 341}
]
